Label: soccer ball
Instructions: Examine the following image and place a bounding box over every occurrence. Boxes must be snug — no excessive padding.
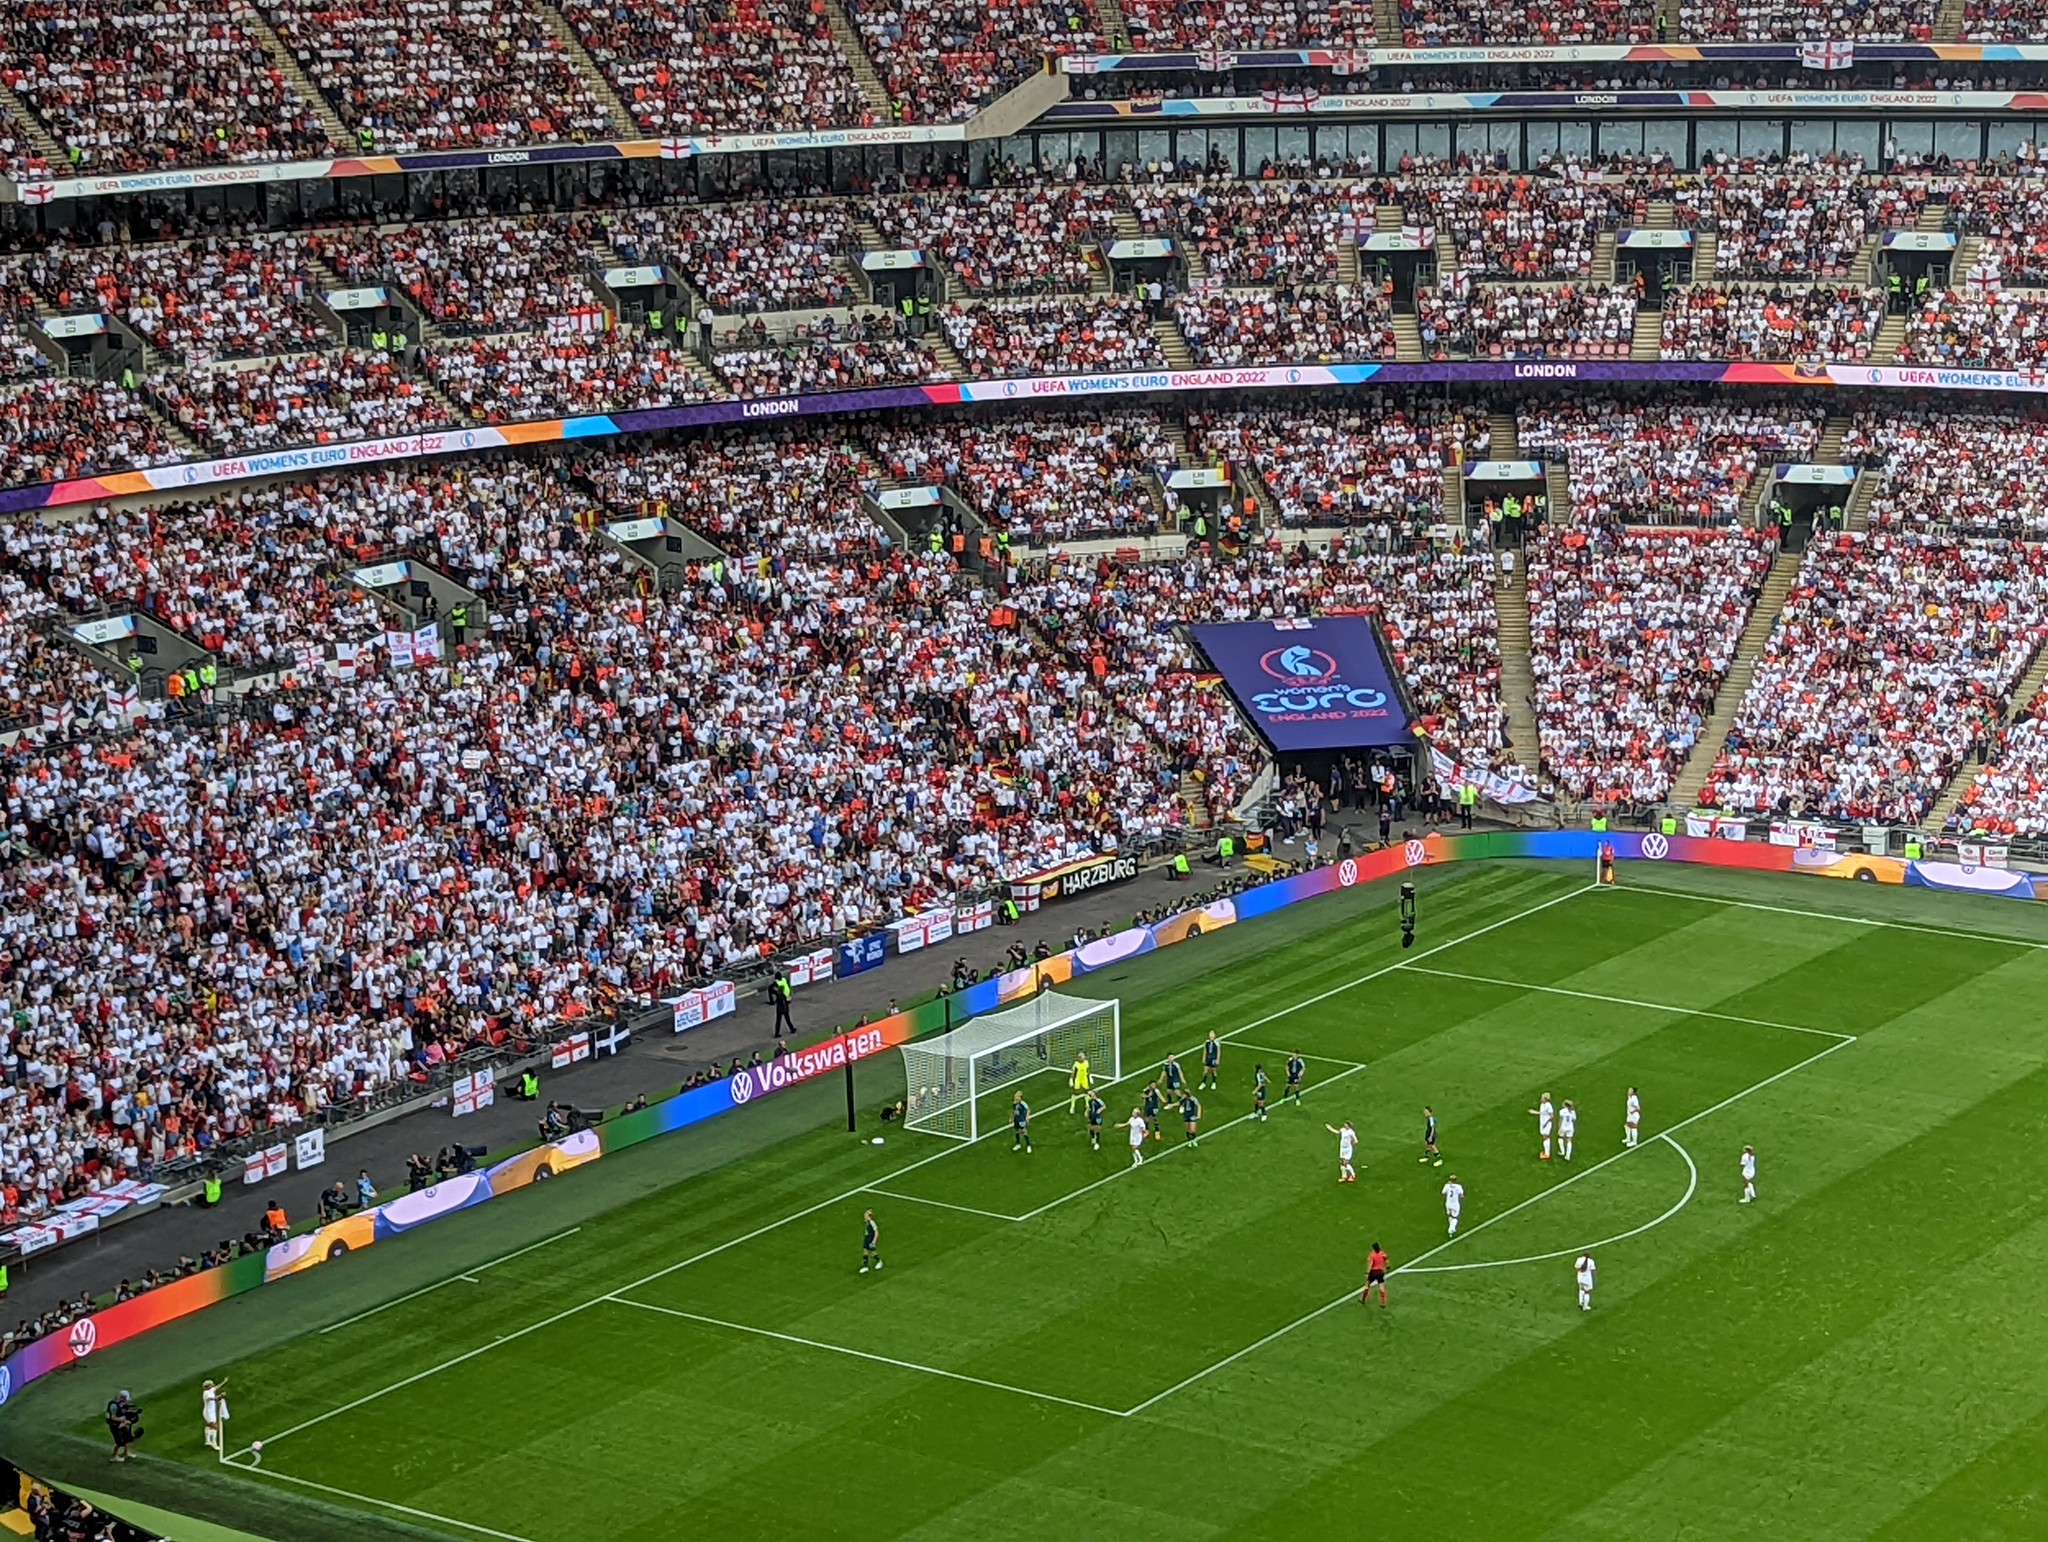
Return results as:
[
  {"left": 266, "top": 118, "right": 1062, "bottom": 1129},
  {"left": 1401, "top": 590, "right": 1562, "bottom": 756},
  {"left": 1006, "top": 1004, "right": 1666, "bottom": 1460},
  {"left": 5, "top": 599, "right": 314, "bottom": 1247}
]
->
[{"left": 250, "top": 1441, "right": 264, "bottom": 1466}]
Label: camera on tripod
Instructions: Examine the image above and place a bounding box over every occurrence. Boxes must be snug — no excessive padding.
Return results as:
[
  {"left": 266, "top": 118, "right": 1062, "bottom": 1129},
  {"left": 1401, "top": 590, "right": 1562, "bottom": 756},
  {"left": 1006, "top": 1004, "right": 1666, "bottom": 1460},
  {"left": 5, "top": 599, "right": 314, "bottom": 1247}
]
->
[{"left": 1399, "top": 882, "right": 1417, "bottom": 950}]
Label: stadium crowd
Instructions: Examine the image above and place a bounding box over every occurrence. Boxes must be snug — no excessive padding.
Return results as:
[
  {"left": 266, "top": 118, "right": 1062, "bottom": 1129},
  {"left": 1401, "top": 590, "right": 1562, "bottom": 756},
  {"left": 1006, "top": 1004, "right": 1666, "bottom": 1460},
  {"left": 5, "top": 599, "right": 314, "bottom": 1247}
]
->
[
  {"left": 429, "top": 328, "right": 712, "bottom": 421},
  {"left": 1898, "top": 290, "right": 2048, "bottom": 372},
  {"left": 148, "top": 351, "right": 453, "bottom": 452},
  {"left": 1416, "top": 281, "right": 1637, "bottom": 359},
  {"left": 1657, "top": 283, "right": 1887, "bottom": 363},
  {"left": 709, "top": 313, "right": 945, "bottom": 396},
  {"left": 1173, "top": 285, "right": 1396, "bottom": 364},
  {"left": 608, "top": 200, "right": 857, "bottom": 313},
  {"left": 1843, "top": 404, "right": 2048, "bottom": 540},
  {"left": 1518, "top": 399, "right": 1823, "bottom": 525},
  {"left": 942, "top": 295, "right": 1165, "bottom": 377},
  {"left": 872, "top": 187, "right": 1124, "bottom": 294}
]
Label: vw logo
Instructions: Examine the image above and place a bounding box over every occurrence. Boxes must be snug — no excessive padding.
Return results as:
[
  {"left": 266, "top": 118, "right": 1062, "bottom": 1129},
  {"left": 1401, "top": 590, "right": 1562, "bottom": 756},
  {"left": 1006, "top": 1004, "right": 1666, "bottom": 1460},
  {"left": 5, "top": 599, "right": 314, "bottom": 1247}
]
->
[
  {"left": 729, "top": 1070, "right": 754, "bottom": 1105},
  {"left": 1642, "top": 834, "right": 1669, "bottom": 861},
  {"left": 68, "top": 1318, "right": 97, "bottom": 1359},
  {"left": 1404, "top": 840, "right": 1428, "bottom": 867},
  {"left": 1337, "top": 858, "right": 1358, "bottom": 887}
]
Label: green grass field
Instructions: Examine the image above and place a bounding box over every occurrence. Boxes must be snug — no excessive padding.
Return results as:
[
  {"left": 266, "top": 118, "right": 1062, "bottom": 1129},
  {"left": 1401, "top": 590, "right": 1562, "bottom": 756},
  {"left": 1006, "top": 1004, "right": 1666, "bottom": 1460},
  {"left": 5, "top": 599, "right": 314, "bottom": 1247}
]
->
[{"left": 32, "top": 861, "right": 2048, "bottom": 1541}]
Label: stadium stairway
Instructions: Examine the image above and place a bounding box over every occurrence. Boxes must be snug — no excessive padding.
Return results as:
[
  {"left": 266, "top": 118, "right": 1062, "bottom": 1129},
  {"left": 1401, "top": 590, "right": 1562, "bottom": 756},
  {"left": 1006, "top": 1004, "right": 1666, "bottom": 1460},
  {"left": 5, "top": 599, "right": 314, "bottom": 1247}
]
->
[
  {"left": 1111, "top": 206, "right": 1146, "bottom": 242},
  {"left": 1089, "top": 250, "right": 1116, "bottom": 294},
  {"left": 0, "top": 79, "right": 68, "bottom": 170},
  {"left": 1666, "top": 545, "right": 1803, "bottom": 810},
  {"left": 1182, "top": 248, "right": 1210, "bottom": 287},
  {"left": 1494, "top": 567, "right": 1541, "bottom": 776},
  {"left": 819, "top": 0, "right": 895, "bottom": 119},
  {"left": 1873, "top": 312, "right": 1909, "bottom": 362},
  {"left": 1936, "top": 0, "right": 1968, "bottom": 42},
  {"left": 1630, "top": 308, "right": 1662, "bottom": 360},
  {"left": 1178, "top": 773, "right": 1214, "bottom": 831},
  {"left": 1692, "top": 231, "right": 1717, "bottom": 283},
  {"left": 1435, "top": 230, "right": 1459, "bottom": 281},
  {"left": 1338, "top": 238, "right": 1361, "bottom": 286},
  {"left": 1440, "top": 467, "right": 1463, "bottom": 531},
  {"left": 926, "top": 327, "right": 968, "bottom": 377},
  {"left": 1655, "top": 0, "right": 1683, "bottom": 34},
  {"left": 239, "top": 7, "right": 353, "bottom": 150},
  {"left": 1374, "top": 204, "right": 1405, "bottom": 234},
  {"left": 1816, "top": 415, "right": 1851, "bottom": 463},
  {"left": 852, "top": 215, "right": 890, "bottom": 258},
  {"left": 534, "top": 2, "right": 638, "bottom": 135},
  {"left": 1592, "top": 232, "right": 1617, "bottom": 286},
  {"left": 1916, "top": 198, "right": 1952, "bottom": 234},
  {"left": 1922, "top": 644, "right": 2048, "bottom": 830},
  {"left": 1955, "top": 232, "right": 1984, "bottom": 278},
  {"left": 1488, "top": 410, "right": 1519, "bottom": 460},
  {"left": 1545, "top": 462, "right": 1570, "bottom": 522},
  {"left": 1850, "top": 237, "right": 1879, "bottom": 289},
  {"left": 1372, "top": 0, "right": 1401, "bottom": 44},
  {"left": 1154, "top": 315, "right": 1196, "bottom": 369},
  {"left": 1843, "top": 474, "right": 1877, "bottom": 531},
  {"left": 1643, "top": 198, "right": 1677, "bottom": 231},
  {"left": 1162, "top": 415, "right": 1198, "bottom": 468},
  {"left": 1089, "top": 0, "right": 1134, "bottom": 49},
  {"left": 1391, "top": 313, "right": 1423, "bottom": 362}
]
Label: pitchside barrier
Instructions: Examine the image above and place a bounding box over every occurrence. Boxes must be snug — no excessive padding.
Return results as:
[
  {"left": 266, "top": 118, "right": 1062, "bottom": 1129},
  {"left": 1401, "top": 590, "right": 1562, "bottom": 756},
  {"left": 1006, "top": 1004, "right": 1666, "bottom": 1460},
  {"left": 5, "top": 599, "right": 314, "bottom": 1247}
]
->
[{"left": 0, "top": 828, "right": 2030, "bottom": 1411}]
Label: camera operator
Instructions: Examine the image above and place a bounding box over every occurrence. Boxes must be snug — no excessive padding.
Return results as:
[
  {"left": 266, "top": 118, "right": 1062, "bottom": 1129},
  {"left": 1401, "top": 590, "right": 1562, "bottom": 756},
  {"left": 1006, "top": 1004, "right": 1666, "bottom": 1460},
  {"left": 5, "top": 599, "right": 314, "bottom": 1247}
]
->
[{"left": 105, "top": 1388, "right": 142, "bottom": 1461}]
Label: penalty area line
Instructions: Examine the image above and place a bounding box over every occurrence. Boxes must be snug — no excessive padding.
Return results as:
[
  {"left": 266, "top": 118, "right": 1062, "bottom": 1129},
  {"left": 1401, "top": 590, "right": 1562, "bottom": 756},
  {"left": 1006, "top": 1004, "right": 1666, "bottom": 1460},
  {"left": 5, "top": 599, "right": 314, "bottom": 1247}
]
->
[
  {"left": 318, "top": 1226, "right": 585, "bottom": 1335},
  {"left": 606, "top": 1295, "right": 1129, "bottom": 1418},
  {"left": 220, "top": 1455, "right": 538, "bottom": 1542},
  {"left": 1122, "top": 1035, "right": 1856, "bottom": 1417},
  {"left": 1400, "top": 966, "right": 1855, "bottom": 1041},
  {"left": 858, "top": 1188, "right": 1024, "bottom": 1222}
]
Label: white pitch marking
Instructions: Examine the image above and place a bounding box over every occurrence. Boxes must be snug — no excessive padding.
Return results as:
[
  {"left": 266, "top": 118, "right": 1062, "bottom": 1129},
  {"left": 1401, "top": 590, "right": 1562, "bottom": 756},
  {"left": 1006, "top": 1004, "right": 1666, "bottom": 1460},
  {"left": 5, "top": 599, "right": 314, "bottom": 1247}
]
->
[
  {"left": 317, "top": 1226, "right": 585, "bottom": 1335},
  {"left": 1403, "top": 1134, "right": 1699, "bottom": 1274},
  {"left": 1400, "top": 966, "right": 1854, "bottom": 1041},
  {"left": 1232, "top": 1042, "right": 1371, "bottom": 1070},
  {"left": 858, "top": 1188, "right": 1023, "bottom": 1222},
  {"left": 606, "top": 1296, "right": 1130, "bottom": 1418},
  {"left": 1122, "top": 1033, "right": 1855, "bottom": 1417},
  {"left": 221, "top": 1456, "right": 538, "bottom": 1542},
  {"left": 1616, "top": 880, "right": 2048, "bottom": 954}
]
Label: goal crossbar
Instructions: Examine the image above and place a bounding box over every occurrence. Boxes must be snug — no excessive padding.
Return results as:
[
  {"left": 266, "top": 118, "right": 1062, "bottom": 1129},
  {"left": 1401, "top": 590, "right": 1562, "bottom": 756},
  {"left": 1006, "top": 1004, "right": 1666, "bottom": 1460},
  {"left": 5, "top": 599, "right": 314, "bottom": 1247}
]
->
[{"left": 899, "top": 991, "right": 1121, "bottom": 1142}]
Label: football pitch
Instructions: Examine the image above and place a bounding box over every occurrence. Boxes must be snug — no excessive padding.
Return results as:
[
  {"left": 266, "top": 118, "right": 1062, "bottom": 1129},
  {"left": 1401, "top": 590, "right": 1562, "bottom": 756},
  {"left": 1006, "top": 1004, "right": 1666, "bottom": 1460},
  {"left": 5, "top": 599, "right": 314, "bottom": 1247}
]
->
[{"left": 39, "top": 861, "right": 2048, "bottom": 1540}]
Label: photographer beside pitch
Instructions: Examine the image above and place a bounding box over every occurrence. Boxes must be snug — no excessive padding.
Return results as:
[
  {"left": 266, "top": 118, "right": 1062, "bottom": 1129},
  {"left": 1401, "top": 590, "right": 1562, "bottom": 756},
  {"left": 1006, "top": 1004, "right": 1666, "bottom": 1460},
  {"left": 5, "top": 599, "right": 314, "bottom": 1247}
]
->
[{"left": 105, "top": 1388, "right": 141, "bottom": 1462}]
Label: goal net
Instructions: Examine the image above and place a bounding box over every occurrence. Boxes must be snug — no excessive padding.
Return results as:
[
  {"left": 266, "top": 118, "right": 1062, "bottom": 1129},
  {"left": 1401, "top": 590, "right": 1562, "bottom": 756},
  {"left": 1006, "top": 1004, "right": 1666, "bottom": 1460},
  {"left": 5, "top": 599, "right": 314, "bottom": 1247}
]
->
[{"left": 899, "top": 991, "right": 1121, "bottom": 1142}]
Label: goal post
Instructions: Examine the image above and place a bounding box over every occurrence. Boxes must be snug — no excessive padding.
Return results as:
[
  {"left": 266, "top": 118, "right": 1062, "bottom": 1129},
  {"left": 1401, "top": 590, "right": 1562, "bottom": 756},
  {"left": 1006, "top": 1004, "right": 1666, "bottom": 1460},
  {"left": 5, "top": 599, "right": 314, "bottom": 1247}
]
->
[{"left": 899, "top": 991, "right": 1121, "bottom": 1142}]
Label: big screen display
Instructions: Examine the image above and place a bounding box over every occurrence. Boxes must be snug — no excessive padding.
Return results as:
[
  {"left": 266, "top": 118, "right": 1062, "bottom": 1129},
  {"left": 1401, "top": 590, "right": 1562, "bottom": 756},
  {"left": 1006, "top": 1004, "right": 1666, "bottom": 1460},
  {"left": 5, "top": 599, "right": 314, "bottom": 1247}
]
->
[{"left": 1188, "top": 617, "right": 1412, "bottom": 751}]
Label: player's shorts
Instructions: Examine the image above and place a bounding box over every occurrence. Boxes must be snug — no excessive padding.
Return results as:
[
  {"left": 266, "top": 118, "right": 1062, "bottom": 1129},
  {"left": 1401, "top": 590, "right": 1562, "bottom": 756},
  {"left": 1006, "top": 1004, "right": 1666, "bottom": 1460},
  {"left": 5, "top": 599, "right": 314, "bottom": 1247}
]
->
[
  {"left": 1445, "top": 1205, "right": 1461, "bottom": 1219},
  {"left": 1367, "top": 1269, "right": 1386, "bottom": 1285}
]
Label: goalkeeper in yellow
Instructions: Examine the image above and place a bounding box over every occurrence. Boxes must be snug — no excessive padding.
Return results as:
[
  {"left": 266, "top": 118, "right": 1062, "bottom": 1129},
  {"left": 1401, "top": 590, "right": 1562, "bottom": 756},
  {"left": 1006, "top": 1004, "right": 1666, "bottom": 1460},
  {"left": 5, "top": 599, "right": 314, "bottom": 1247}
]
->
[{"left": 1068, "top": 1051, "right": 1092, "bottom": 1114}]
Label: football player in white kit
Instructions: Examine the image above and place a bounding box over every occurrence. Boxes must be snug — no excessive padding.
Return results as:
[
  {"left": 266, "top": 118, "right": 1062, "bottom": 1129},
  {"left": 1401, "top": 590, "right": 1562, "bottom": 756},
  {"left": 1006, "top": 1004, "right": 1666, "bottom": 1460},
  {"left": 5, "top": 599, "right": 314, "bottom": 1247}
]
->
[
  {"left": 202, "top": 1378, "right": 229, "bottom": 1457},
  {"left": 1574, "top": 1254, "right": 1596, "bottom": 1311},
  {"left": 1119, "top": 1110, "right": 1148, "bottom": 1167},
  {"left": 1624, "top": 1087, "right": 1641, "bottom": 1148},
  {"left": 1325, "top": 1121, "right": 1360, "bottom": 1183},
  {"left": 1740, "top": 1144, "right": 1757, "bottom": 1203},
  {"left": 1557, "top": 1099, "right": 1578, "bottom": 1162},
  {"left": 1531, "top": 1092, "right": 1555, "bottom": 1160},
  {"left": 1442, "top": 1174, "right": 1465, "bottom": 1236}
]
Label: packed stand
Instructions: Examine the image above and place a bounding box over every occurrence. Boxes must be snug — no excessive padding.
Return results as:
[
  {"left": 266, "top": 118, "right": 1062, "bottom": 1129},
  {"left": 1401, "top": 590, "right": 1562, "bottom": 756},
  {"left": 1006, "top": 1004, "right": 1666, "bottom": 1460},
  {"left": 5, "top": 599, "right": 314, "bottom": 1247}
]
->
[
  {"left": 264, "top": 0, "right": 617, "bottom": 152},
  {"left": 0, "top": 575, "right": 117, "bottom": 729},
  {"left": 1410, "top": 174, "right": 1649, "bottom": 280},
  {"left": 23, "top": 235, "right": 331, "bottom": 360},
  {"left": 1415, "top": 281, "right": 1636, "bottom": 359},
  {"left": 872, "top": 187, "right": 1124, "bottom": 294},
  {"left": 0, "top": 0, "right": 335, "bottom": 172},
  {"left": 847, "top": 0, "right": 1102, "bottom": 123},
  {"left": 1843, "top": 404, "right": 2048, "bottom": 540},
  {"left": 1518, "top": 399, "right": 1824, "bottom": 526},
  {"left": 0, "top": 105, "right": 59, "bottom": 182},
  {"left": 1897, "top": 290, "right": 2048, "bottom": 372},
  {"left": 0, "top": 324, "right": 54, "bottom": 384},
  {"left": 1119, "top": 0, "right": 1371, "bottom": 48},
  {"left": 709, "top": 314, "right": 944, "bottom": 397},
  {"left": 1674, "top": 0, "right": 1936, "bottom": 37},
  {"left": 1658, "top": 283, "right": 1886, "bottom": 362},
  {"left": 1173, "top": 285, "right": 1395, "bottom": 365},
  {"left": 1189, "top": 400, "right": 1490, "bottom": 534},
  {"left": 1528, "top": 525, "right": 1780, "bottom": 805},
  {"left": 429, "top": 328, "right": 714, "bottom": 421},
  {"left": 1947, "top": 686, "right": 2048, "bottom": 835},
  {"left": 1680, "top": 169, "right": 1934, "bottom": 279},
  {"left": 148, "top": 351, "right": 454, "bottom": 453},
  {"left": 1945, "top": 170, "right": 2048, "bottom": 281},
  {"left": 867, "top": 410, "right": 1176, "bottom": 543},
  {"left": 562, "top": 0, "right": 864, "bottom": 134},
  {"left": 321, "top": 216, "right": 605, "bottom": 334},
  {"left": 942, "top": 295, "right": 1165, "bottom": 377},
  {"left": 0, "top": 379, "right": 182, "bottom": 486},
  {"left": 1698, "top": 534, "right": 2048, "bottom": 823},
  {"left": 608, "top": 201, "right": 856, "bottom": 313},
  {"left": 1129, "top": 180, "right": 1356, "bottom": 285},
  {"left": 1397, "top": 0, "right": 1655, "bottom": 43}
]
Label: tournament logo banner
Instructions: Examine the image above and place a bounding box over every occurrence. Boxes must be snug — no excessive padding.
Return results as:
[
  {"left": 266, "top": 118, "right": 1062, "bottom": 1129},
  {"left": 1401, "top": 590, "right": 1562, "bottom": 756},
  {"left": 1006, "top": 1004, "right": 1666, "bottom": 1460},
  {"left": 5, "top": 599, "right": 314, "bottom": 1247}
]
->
[{"left": 1188, "top": 617, "right": 1412, "bottom": 751}]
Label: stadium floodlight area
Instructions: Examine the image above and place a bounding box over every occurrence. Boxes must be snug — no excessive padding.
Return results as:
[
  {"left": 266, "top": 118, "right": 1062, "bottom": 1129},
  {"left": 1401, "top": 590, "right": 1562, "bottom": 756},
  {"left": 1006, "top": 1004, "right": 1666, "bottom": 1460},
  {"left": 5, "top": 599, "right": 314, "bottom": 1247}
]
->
[{"left": 900, "top": 991, "right": 1121, "bottom": 1141}]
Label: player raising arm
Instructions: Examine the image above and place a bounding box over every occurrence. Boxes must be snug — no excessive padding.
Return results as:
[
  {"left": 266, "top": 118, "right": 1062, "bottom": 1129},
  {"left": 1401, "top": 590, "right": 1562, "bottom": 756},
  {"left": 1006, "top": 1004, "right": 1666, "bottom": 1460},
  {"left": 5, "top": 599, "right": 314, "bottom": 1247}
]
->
[
  {"left": 1325, "top": 1121, "right": 1360, "bottom": 1183},
  {"left": 202, "top": 1379, "right": 229, "bottom": 1456},
  {"left": 1118, "top": 1109, "right": 1148, "bottom": 1167}
]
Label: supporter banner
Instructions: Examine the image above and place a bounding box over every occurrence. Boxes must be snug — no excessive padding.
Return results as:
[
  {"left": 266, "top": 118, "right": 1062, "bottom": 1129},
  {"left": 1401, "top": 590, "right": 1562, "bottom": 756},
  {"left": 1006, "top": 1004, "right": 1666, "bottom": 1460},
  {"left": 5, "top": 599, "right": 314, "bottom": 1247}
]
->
[
  {"left": 2, "top": 1213, "right": 98, "bottom": 1257},
  {"left": 1882, "top": 231, "right": 1959, "bottom": 251},
  {"left": 451, "top": 1067, "right": 494, "bottom": 1116},
  {"left": 242, "top": 1143, "right": 287, "bottom": 1184},
  {"left": 293, "top": 1130, "right": 326, "bottom": 1171},
  {"left": 1616, "top": 229, "right": 1694, "bottom": 249},
  {"left": 1685, "top": 813, "right": 1750, "bottom": 840},
  {"left": 1107, "top": 237, "right": 1174, "bottom": 260},
  {"left": 1463, "top": 460, "right": 1544, "bottom": 480},
  {"left": 889, "top": 907, "right": 955, "bottom": 953},
  {"left": 1014, "top": 850, "right": 1141, "bottom": 903},
  {"left": 1429, "top": 747, "right": 1540, "bottom": 806},
  {"left": 955, "top": 898, "right": 995, "bottom": 934},
  {"left": 1769, "top": 820, "right": 1837, "bottom": 850},
  {"left": 838, "top": 932, "right": 888, "bottom": 978},
  {"left": 24, "top": 356, "right": 2048, "bottom": 513},
  {"left": 1041, "top": 89, "right": 2048, "bottom": 121},
  {"left": 787, "top": 946, "right": 838, "bottom": 987},
  {"left": 550, "top": 1032, "right": 592, "bottom": 1069},
  {"left": 1772, "top": 463, "right": 1858, "bottom": 485},
  {"left": 1356, "top": 231, "right": 1433, "bottom": 252},
  {"left": 1191, "top": 616, "right": 1411, "bottom": 751}
]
